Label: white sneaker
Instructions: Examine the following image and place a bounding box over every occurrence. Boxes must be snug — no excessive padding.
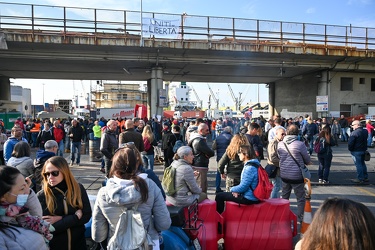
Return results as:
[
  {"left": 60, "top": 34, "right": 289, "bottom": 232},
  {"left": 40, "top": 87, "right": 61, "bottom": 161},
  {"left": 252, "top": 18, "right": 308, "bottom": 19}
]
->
[{"left": 318, "top": 179, "right": 323, "bottom": 184}]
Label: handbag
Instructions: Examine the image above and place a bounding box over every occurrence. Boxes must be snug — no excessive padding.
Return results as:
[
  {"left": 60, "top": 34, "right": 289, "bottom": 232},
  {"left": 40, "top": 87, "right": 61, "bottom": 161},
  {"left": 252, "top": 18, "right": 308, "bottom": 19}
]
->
[
  {"left": 365, "top": 151, "right": 371, "bottom": 161},
  {"left": 264, "top": 164, "right": 277, "bottom": 178},
  {"left": 283, "top": 142, "right": 311, "bottom": 180}
]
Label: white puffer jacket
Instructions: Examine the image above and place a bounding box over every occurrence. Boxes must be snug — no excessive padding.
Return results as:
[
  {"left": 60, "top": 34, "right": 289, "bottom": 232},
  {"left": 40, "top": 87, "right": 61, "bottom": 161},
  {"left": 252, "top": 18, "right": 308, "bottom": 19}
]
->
[{"left": 92, "top": 173, "right": 171, "bottom": 243}]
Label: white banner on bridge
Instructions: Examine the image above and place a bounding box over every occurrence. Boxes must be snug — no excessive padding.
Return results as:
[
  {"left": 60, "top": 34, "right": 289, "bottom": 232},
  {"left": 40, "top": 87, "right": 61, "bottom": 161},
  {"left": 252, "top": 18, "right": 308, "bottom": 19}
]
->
[{"left": 142, "top": 18, "right": 180, "bottom": 38}]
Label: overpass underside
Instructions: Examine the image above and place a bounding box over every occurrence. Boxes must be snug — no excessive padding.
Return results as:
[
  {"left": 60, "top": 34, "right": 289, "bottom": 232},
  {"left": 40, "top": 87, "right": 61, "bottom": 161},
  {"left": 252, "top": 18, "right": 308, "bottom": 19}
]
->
[{"left": 0, "top": 3, "right": 375, "bottom": 117}]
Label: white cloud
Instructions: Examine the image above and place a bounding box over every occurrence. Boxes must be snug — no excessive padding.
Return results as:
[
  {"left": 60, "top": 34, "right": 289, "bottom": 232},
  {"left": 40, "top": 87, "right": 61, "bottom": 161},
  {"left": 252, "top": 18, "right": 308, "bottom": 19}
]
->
[{"left": 306, "top": 7, "right": 316, "bottom": 14}]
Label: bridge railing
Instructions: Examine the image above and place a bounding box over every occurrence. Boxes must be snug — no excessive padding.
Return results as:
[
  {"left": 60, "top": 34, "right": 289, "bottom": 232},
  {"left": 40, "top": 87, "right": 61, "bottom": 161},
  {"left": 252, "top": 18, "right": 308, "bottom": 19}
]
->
[{"left": 0, "top": 2, "right": 374, "bottom": 50}]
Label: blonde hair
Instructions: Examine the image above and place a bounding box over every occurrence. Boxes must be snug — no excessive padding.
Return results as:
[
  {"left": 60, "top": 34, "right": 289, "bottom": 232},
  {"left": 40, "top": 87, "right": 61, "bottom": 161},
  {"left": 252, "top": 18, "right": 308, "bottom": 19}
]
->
[
  {"left": 142, "top": 125, "right": 154, "bottom": 142},
  {"left": 42, "top": 156, "right": 83, "bottom": 214},
  {"left": 226, "top": 134, "right": 250, "bottom": 160}
]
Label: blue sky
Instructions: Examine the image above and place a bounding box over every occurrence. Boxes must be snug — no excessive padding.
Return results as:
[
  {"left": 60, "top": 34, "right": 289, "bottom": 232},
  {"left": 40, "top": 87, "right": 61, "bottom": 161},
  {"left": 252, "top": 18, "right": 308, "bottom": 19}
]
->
[{"left": 7, "top": 0, "right": 375, "bottom": 107}]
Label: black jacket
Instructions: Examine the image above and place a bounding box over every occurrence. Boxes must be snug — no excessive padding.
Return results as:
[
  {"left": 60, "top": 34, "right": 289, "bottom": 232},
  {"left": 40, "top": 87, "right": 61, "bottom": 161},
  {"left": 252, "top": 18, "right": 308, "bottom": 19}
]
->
[
  {"left": 37, "top": 181, "right": 92, "bottom": 250},
  {"left": 100, "top": 128, "right": 118, "bottom": 159},
  {"left": 68, "top": 124, "right": 84, "bottom": 142},
  {"left": 348, "top": 127, "right": 368, "bottom": 152},
  {"left": 188, "top": 133, "right": 214, "bottom": 168}
]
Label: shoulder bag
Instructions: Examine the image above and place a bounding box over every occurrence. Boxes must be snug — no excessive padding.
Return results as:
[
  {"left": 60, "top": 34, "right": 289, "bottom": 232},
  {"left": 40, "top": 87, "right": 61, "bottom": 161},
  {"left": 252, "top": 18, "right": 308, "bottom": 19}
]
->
[{"left": 283, "top": 142, "right": 311, "bottom": 180}]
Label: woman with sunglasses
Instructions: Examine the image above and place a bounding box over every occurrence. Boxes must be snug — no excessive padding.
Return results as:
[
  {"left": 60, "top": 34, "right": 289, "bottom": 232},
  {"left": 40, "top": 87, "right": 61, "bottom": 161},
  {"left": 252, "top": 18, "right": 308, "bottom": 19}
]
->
[
  {"left": 37, "top": 156, "right": 92, "bottom": 250},
  {"left": 215, "top": 144, "right": 260, "bottom": 214},
  {"left": 0, "top": 166, "right": 49, "bottom": 250},
  {"left": 92, "top": 146, "right": 171, "bottom": 250}
]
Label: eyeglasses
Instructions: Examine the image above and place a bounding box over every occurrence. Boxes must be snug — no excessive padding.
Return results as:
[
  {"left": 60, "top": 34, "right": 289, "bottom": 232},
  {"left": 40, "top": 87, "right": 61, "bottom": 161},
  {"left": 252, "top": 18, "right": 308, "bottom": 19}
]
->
[
  {"left": 43, "top": 171, "right": 60, "bottom": 178},
  {"left": 281, "top": 133, "right": 286, "bottom": 136},
  {"left": 115, "top": 142, "right": 135, "bottom": 153}
]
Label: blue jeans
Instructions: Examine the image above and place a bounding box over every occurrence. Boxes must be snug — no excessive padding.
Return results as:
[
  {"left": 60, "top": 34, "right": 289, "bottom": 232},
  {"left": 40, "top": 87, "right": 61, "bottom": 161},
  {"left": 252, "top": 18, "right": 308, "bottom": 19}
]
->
[
  {"left": 57, "top": 140, "right": 64, "bottom": 157},
  {"left": 341, "top": 128, "right": 348, "bottom": 141},
  {"left": 308, "top": 137, "right": 314, "bottom": 155},
  {"left": 31, "top": 132, "right": 38, "bottom": 147},
  {"left": 211, "top": 129, "right": 216, "bottom": 141},
  {"left": 270, "top": 176, "right": 281, "bottom": 198},
  {"left": 142, "top": 154, "right": 155, "bottom": 171},
  {"left": 318, "top": 153, "right": 333, "bottom": 181},
  {"left": 70, "top": 141, "right": 81, "bottom": 164},
  {"left": 368, "top": 133, "right": 373, "bottom": 146},
  {"left": 351, "top": 151, "right": 368, "bottom": 181}
]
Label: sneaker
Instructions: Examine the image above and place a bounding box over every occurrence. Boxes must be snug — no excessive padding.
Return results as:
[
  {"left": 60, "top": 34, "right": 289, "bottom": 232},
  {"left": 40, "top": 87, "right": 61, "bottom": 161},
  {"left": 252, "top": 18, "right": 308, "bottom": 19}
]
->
[
  {"left": 77, "top": 163, "right": 80, "bottom": 167},
  {"left": 364, "top": 178, "right": 369, "bottom": 182},
  {"left": 323, "top": 180, "right": 329, "bottom": 184},
  {"left": 70, "top": 162, "right": 74, "bottom": 167},
  {"left": 100, "top": 168, "right": 105, "bottom": 173},
  {"left": 318, "top": 179, "right": 323, "bottom": 184},
  {"left": 351, "top": 178, "right": 363, "bottom": 184}
]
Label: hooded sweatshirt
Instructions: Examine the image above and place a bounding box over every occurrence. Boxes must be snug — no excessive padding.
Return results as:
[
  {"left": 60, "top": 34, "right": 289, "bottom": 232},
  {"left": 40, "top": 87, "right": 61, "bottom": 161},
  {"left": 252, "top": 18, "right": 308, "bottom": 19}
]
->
[
  {"left": 7, "top": 156, "right": 35, "bottom": 177},
  {"left": 92, "top": 173, "right": 171, "bottom": 244}
]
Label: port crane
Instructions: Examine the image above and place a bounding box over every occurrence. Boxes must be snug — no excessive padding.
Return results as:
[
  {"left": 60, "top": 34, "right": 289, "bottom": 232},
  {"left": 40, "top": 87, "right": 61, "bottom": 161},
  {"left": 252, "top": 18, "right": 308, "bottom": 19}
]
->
[
  {"left": 207, "top": 84, "right": 219, "bottom": 109},
  {"left": 227, "top": 83, "right": 245, "bottom": 111},
  {"left": 191, "top": 86, "right": 203, "bottom": 109}
]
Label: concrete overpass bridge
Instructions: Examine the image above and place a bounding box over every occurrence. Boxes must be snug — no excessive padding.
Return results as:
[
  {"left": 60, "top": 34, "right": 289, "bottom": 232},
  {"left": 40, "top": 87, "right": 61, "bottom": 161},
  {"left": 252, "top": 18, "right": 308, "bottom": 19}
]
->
[{"left": 0, "top": 2, "right": 375, "bottom": 117}]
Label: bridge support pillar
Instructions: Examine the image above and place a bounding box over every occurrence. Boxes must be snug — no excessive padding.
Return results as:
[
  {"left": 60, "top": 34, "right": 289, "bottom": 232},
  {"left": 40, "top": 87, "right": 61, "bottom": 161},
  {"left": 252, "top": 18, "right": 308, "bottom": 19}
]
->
[
  {"left": 268, "top": 82, "right": 276, "bottom": 117},
  {"left": 148, "top": 67, "right": 164, "bottom": 119},
  {"left": 0, "top": 77, "right": 11, "bottom": 101}
]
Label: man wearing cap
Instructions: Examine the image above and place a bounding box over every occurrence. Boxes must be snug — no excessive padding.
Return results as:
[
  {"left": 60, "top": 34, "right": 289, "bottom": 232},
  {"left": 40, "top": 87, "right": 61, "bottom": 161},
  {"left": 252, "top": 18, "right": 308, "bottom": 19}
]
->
[{"left": 348, "top": 120, "right": 369, "bottom": 183}]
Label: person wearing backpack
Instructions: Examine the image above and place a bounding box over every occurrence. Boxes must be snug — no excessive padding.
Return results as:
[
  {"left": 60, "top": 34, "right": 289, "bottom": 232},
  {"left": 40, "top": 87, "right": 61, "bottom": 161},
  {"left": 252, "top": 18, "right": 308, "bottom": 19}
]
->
[
  {"left": 215, "top": 144, "right": 260, "bottom": 214},
  {"left": 165, "top": 146, "right": 207, "bottom": 207},
  {"left": 317, "top": 127, "right": 336, "bottom": 184},
  {"left": 92, "top": 146, "right": 171, "bottom": 250},
  {"left": 141, "top": 125, "right": 158, "bottom": 170}
]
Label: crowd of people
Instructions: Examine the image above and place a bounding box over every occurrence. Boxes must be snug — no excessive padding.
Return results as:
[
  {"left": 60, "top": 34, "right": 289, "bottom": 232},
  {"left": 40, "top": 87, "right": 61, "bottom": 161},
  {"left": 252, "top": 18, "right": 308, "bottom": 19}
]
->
[{"left": 0, "top": 112, "right": 374, "bottom": 249}]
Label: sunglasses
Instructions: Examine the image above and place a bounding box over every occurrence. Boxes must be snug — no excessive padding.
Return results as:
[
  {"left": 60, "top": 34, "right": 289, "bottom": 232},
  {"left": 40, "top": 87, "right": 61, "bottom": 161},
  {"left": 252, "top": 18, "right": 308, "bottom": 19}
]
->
[
  {"left": 43, "top": 171, "right": 60, "bottom": 178},
  {"left": 237, "top": 151, "right": 243, "bottom": 155},
  {"left": 281, "top": 133, "right": 286, "bottom": 136}
]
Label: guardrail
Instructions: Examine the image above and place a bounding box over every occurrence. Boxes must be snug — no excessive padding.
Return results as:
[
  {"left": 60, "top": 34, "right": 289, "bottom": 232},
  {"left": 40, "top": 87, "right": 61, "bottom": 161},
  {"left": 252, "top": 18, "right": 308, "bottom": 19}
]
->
[{"left": 0, "top": 2, "right": 374, "bottom": 50}]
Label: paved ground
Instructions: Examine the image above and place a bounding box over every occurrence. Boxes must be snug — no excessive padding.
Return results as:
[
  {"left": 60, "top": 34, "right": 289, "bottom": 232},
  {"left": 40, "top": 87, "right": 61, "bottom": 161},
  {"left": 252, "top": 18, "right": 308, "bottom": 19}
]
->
[{"left": 30, "top": 139, "right": 375, "bottom": 247}]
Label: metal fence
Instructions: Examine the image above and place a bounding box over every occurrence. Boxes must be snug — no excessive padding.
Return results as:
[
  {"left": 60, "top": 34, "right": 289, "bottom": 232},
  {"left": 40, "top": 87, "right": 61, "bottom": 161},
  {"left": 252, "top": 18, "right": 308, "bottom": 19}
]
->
[{"left": 0, "top": 2, "right": 374, "bottom": 49}]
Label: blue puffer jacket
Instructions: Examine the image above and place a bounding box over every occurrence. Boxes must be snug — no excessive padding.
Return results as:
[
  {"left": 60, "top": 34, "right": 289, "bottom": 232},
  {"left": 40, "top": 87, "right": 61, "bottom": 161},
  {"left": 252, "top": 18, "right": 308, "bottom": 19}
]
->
[
  {"left": 348, "top": 127, "right": 368, "bottom": 152},
  {"left": 230, "top": 159, "right": 259, "bottom": 201},
  {"left": 278, "top": 135, "right": 311, "bottom": 184},
  {"left": 3, "top": 136, "right": 28, "bottom": 164},
  {"left": 215, "top": 131, "right": 233, "bottom": 161}
]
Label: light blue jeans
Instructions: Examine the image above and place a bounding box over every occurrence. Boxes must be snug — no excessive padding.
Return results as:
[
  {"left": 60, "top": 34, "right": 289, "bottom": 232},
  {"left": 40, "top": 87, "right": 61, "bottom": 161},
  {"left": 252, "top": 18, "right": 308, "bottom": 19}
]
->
[
  {"left": 351, "top": 151, "right": 368, "bottom": 181},
  {"left": 368, "top": 133, "right": 373, "bottom": 146},
  {"left": 341, "top": 128, "right": 348, "bottom": 141},
  {"left": 270, "top": 176, "right": 282, "bottom": 198},
  {"left": 142, "top": 154, "right": 155, "bottom": 171},
  {"left": 57, "top": 140, "right": 64, "bottom": 157}
]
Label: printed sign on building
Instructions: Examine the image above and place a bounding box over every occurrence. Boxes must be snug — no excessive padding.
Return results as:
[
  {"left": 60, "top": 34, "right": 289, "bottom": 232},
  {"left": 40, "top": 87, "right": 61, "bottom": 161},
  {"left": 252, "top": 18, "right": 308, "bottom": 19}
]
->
[{"left": 316, "top": 95, "right": 329, "bottom": 112}]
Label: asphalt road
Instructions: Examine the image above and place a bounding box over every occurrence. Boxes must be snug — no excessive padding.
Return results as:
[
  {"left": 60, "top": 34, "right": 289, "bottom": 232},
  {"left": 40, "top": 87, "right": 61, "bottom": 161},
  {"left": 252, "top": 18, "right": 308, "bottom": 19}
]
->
[{"left": 30, "top": 139, "right": 375, "bottom": 247}]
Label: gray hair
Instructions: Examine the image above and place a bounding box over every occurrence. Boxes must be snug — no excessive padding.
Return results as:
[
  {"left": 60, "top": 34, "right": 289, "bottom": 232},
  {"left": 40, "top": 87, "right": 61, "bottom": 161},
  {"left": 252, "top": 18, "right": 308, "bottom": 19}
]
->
[
  {"left": 223, "top": 126, "right": 232, "bottom": 133},
  {"left": 44, "top": 140, "right": 58, "bottom": 150},
  {"left": 176, "top": 146, "right": 192, "bottom": 159}
]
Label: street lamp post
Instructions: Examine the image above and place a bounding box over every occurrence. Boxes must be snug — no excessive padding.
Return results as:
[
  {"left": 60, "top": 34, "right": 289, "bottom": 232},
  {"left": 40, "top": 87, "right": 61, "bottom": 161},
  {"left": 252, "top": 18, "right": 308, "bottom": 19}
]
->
[
  {"left": 42, "top": 83, "right": 45, "bottom": 110},
  {"left": 140, "top": 0, "right": 143, "bottom": 47}
]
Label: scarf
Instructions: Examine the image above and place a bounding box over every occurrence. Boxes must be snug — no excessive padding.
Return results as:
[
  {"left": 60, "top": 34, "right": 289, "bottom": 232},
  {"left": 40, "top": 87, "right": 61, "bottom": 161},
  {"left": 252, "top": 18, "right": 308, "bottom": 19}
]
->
[{"left": 0, "top": 203, "right": 55, "bottom": 243}]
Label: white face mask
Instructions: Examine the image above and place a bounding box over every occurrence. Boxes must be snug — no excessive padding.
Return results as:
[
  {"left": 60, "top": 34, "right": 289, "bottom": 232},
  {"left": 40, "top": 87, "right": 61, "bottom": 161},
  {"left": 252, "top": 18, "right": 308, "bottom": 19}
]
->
[{"left": 9, "top": 193, "right": 29, "bottom": 207}]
